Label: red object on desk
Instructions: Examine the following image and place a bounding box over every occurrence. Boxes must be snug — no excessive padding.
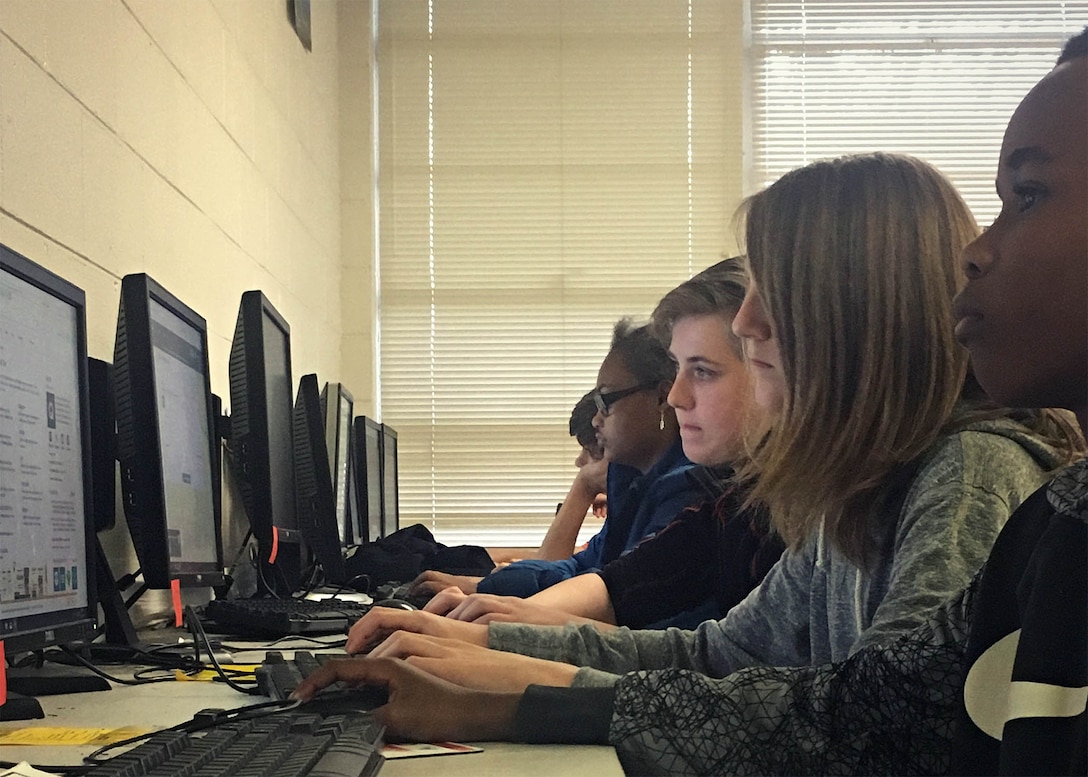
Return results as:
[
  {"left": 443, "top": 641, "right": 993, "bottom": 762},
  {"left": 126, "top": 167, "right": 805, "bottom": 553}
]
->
[
  {"left": 171, "top": 579, "right": 183, "bottom": 627},
  {"left": 0, "top": 640, "right": 7, "bottom": 705}
]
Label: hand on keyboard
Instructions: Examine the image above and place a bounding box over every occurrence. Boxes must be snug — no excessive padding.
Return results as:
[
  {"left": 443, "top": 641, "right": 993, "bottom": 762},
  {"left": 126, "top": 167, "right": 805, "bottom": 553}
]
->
[
  {"left": 359, "top": 632, "right": 579, "bottom": 693},
  {"left": 344, "top": 608, "right": 487, "bottom": 654},
  {"left": 290, "top": 656, "right": 522, "bottom": 744}
]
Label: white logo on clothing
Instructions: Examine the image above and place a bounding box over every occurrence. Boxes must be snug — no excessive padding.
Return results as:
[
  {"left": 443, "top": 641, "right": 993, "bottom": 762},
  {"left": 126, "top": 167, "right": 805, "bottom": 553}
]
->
[{"left": 963, "top": 630, "right": 1088, "bottom": 740}]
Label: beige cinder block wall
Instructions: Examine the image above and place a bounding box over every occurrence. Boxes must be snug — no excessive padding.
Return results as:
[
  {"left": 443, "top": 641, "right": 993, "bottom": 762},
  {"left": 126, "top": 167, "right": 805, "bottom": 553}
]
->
[{"left": 0, "top": 0, "right": 348, "bottom": 618}]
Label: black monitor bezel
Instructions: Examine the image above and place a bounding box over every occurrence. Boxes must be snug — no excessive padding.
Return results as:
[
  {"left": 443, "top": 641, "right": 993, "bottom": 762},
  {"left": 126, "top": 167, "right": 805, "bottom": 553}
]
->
[
  {"left": 227, "top": 290, "right": 298, "bottom": 548},
  {"left": 351, "top": 416, "right": 384, "bottom": 543},
  {"left": 321, "top": 381, "right": 355, "bottom": 546},
  {"left": 0, "top": 243, "right": 98, "bottom": 653},
  {"left": 114, "top": 273, "right": 225, "bottom": 590},
  {"left": 379, "top": 423, "right": 399, "bottom": 538},
  {"left": 293, "top": 373, "right": 346, "bottom": 584}
]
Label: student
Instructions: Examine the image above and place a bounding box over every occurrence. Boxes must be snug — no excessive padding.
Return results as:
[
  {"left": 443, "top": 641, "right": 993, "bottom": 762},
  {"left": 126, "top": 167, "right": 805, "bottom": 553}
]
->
[
  {"left": 426, "top": 257, "right": 785, "bottom": 631},
  {"left": 294, "top": 28, "right": 1087, "bottom": 774},
  {"left": 353, "top": 151, "right": 1077, "bottom": 664},
  {"left": 535, "top": 389, "right": 609, "bottom": 559},
  {"left": 413, "top": 319, "right": 703, "bottom": 600},
  {"left": 433, "top": 389, "right": 609, "bottom": 586}
]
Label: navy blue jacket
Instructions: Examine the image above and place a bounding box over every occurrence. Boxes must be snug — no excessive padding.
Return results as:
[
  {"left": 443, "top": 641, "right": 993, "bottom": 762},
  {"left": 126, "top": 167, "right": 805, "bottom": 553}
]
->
[{"left": 477, "top": 440, "right": 697, "bottom": 597}]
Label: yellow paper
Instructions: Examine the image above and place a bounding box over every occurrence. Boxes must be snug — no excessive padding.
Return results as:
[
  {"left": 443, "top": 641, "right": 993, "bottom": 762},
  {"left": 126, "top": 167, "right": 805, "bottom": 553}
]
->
[
  {"left": 0, "top": 727, "right": 151, "bottom": 746},
  {"left": 173, "top": 664, "right": 258, "bottom": 682}
]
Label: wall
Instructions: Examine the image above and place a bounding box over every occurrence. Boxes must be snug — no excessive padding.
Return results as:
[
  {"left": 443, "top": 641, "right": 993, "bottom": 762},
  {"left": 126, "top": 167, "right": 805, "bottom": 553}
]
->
[
  {"left": 0, "top": 0, "right": 350, "bottom": 619},
  {"left": 338, "top": 0, "right": 377, "bottom": 416}
]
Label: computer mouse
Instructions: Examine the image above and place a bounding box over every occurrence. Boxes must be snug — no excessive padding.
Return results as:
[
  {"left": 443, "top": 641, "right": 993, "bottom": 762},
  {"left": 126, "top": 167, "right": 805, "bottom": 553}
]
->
[{"left": 372, "top": 598, "right": 418, "bottom": 611}]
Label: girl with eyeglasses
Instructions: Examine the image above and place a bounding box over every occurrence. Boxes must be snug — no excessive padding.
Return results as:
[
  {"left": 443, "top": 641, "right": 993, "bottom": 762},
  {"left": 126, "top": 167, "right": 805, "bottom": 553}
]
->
[{"left": 407, "top": 318, "right": 707, "bottom": 602}]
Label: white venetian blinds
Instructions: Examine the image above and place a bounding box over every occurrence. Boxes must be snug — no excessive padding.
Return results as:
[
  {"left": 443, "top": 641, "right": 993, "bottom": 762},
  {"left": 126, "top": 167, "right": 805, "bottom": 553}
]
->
[
  {"left": 748, "top": 1, "right": 1088, "bottom": 225},
  {"left": 375, "top": 1, "right": 732, "bottom": 545}
]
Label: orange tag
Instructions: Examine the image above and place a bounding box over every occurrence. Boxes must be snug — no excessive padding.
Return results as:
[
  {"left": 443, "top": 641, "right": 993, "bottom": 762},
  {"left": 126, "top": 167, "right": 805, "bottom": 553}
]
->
[
  {"left": 171, "top": 579, "right": 183, "bottom": 627},
  {"left": 269, "top": 526, "right": 279, "bottom": 564},
  {"left": 0, "top": 640, "right": 6, "bottom": 706}
]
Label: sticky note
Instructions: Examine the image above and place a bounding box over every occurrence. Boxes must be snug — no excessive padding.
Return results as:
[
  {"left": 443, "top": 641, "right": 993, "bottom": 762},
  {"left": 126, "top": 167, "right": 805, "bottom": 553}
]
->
[{"left": 0, "top": 727, "right": 151, "bottom": 746}]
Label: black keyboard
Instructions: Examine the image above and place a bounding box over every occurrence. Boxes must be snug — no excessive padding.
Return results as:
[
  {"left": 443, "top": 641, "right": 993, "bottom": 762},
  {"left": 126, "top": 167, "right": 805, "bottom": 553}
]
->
[
  {"left": 204, "top": 597, "right": 372, "bottom": 636},
  {"left": 255, "top": 651, "right": 389, "bottom": 712},
  {"left": 85, "top": 707, "right": 384, "bottom": 777}
]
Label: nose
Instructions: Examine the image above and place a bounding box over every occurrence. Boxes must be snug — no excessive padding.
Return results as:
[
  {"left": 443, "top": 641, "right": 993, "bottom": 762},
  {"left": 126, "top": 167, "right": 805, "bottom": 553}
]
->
[
  {"left": 732, "top": 285, "right": 772, "bottom": 342},
  {"left": 961, "top": 226, "right": 995, "bottom": 281},
  {"left": 668, "top": 371, "right": 692, "bottom": 410}
]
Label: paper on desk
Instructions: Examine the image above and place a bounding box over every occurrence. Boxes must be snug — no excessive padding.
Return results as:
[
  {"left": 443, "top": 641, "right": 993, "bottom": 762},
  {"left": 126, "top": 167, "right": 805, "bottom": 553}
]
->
[
  {"left": 381, "top": 742, "right": 483, "bottom": 759},
  {"left": 173, "top": 665, "right": 258, "bottom": 682},
  {"left": 0, "top": 727, "right": 151, "bottom": 746},
  {"left": 2, "top": 762, "right": 63, "bottom": 777}
]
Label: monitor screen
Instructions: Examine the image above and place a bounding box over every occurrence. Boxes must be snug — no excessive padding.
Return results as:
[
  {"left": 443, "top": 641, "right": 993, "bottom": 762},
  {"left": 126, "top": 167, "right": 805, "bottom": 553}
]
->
[
  {"left": 351, "top": 416, "right": 383, "bottom": 543},
  {"left": 293, "top": 373, "right": 345, "bottom": 584},
  {"left": 227, "top": 290, "right": 298, "bottom": 551},
  {"left": 0, "top": 244, "right": 97, "bottom": 653},
  {"left": 113, "top": 274, "right": 223, "bottom": 589},
  {"left": 380, "top": 423, "right": 399, "bottom": 538},
  {"left": 321, "top": 382, "right": 354, "bottom": 545}
]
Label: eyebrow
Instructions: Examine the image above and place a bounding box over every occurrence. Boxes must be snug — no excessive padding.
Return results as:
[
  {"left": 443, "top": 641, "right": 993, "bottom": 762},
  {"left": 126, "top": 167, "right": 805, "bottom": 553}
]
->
[
  {"left": 671, "top": 353, "right": 719, "bottom": 366},
  {"left": 1005, "top": 145, "right": 1052, "bottom": 170}
]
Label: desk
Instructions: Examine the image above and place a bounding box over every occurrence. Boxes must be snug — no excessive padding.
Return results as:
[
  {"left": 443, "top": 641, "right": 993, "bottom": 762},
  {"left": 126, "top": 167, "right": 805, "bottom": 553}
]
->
[{"left": 1, "top": 639, "right": 624, "bottom": 776}]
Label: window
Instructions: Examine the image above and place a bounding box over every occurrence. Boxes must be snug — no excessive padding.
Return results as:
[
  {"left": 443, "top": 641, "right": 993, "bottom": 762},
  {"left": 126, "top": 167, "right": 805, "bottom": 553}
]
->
[
  {"left": 376, "top": 1, "right": 734, "bottom": 544},
  {"left": 748, "top": 2, "right": 1088, "bottom": 225}
]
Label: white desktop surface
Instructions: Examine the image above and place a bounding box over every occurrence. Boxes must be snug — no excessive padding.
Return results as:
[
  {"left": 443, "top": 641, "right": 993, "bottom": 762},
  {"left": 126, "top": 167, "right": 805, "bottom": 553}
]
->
[{"left": 1, "top": 638, "right": 624, "bottom": 777}]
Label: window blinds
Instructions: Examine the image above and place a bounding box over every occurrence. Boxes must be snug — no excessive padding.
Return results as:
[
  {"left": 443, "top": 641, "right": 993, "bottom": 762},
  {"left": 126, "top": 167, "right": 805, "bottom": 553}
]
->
[
  {"left": 376, "top": 1, "right": 732, "bottom": 545},
  {"left": 748, "top": 1, "right": 1088, "bottom": 225}
]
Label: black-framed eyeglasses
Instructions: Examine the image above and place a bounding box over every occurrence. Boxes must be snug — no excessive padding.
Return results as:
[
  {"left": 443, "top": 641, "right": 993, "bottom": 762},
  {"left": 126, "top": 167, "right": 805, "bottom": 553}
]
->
[{"left": 591, "top": 383, "right": 657, "bottom": 417}]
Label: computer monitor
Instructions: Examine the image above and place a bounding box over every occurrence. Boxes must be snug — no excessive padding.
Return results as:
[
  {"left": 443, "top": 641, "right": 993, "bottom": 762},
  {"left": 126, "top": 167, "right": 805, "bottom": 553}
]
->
[
  {"left": 351, "top": 417, "right": 384, "bottom": 543},
  {"left": 379, "top": 423, "right": 399, "bottom": 538},
  {"left": 227, "top": 290, "right": 300, "bottom": 592},
  {"left": 320, "top": 382, "right": 354, "bottom": 545},
  {"left": 86, "top": 357, "right": 116, "bottom": 532},
  {"left": 293, "top": 373, "right": 346, "bottom": 584},
  {"left": 0, "top": 243, "right": 99, "bottom": 718},
  {"left": 113, "top": 273, "right": 224, "bottom": 590}
]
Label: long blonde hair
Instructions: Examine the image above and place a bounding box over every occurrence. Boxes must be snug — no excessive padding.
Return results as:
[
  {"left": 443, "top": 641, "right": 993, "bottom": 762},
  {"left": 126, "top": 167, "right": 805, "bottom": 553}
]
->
[{"left": 737, "top": 153, "right": 980, "bottom": 562}]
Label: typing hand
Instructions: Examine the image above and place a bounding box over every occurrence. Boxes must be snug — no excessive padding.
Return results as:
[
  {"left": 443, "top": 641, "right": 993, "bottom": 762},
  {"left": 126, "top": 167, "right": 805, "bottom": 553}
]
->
[
  {"left": 290, "top": 656, "right": 521, "bottom": 743},
  {"left": 422, "top": 585, "right": 468, "bottom": 615},
  {"left": 445, "top": 592, "right": 589, "bottom": 626},
  {"left": 346, "top": 607, "right": 489, "bottom": 655},
  {"left": 369, "top": 632, "right": 579, "bottom": 693},
  {"left": 408, "top": 571, "right": 483, "bottom": 596}
]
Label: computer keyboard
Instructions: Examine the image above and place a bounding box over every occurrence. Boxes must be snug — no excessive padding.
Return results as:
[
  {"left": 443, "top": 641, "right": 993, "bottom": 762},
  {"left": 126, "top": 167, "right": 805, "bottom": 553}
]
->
[
  {"left": 204, "top": 597, "right": 373, "bottom": 636},
  {"left": 255, "top": 651, "right": 388, "bottom": 711},
  {"left": 85, "top": 707, "right": 384, "bottom": 777}
]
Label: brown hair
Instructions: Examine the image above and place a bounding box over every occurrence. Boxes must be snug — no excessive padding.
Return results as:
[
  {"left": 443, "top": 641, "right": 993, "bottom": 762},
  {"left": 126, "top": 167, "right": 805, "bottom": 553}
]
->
[
  {"left": 737, "top": 153, "right": 1084, "bottom": 564},
  {"left": 650, "top": 256, "right": 747, "bottom": 356},
  {"left": 737, "top": 153, "right": 979, "bottom": 562}
]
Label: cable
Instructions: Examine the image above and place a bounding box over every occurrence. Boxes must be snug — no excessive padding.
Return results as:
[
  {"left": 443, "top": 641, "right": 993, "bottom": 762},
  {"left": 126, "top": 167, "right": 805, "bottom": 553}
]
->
[
  {"left": 55, "top": 646, "right": 185, "bottom": 686},
  {"left": 80, "top": 697, "right": 300, "bottom": 768},
  {"left": 183, "top": 605, "right": 259, "bottom": 695}
]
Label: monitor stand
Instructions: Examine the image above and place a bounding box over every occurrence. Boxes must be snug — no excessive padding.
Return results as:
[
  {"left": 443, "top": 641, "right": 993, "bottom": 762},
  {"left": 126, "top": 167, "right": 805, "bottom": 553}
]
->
[
  {"left": 1, "top": 663, "right": 111, "bottom": 721},
  {"left": 1, "top": 693, "right": 47, "bottom": 722},
  {"left": 0, "top": 538, "right": 123, "bottom": 722}
]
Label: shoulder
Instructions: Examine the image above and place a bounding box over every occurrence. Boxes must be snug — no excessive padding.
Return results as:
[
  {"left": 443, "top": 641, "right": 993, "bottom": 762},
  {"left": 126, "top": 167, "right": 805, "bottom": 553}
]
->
[{"left": 915, "top": 419, "right": 1057, "bottom": 485}]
